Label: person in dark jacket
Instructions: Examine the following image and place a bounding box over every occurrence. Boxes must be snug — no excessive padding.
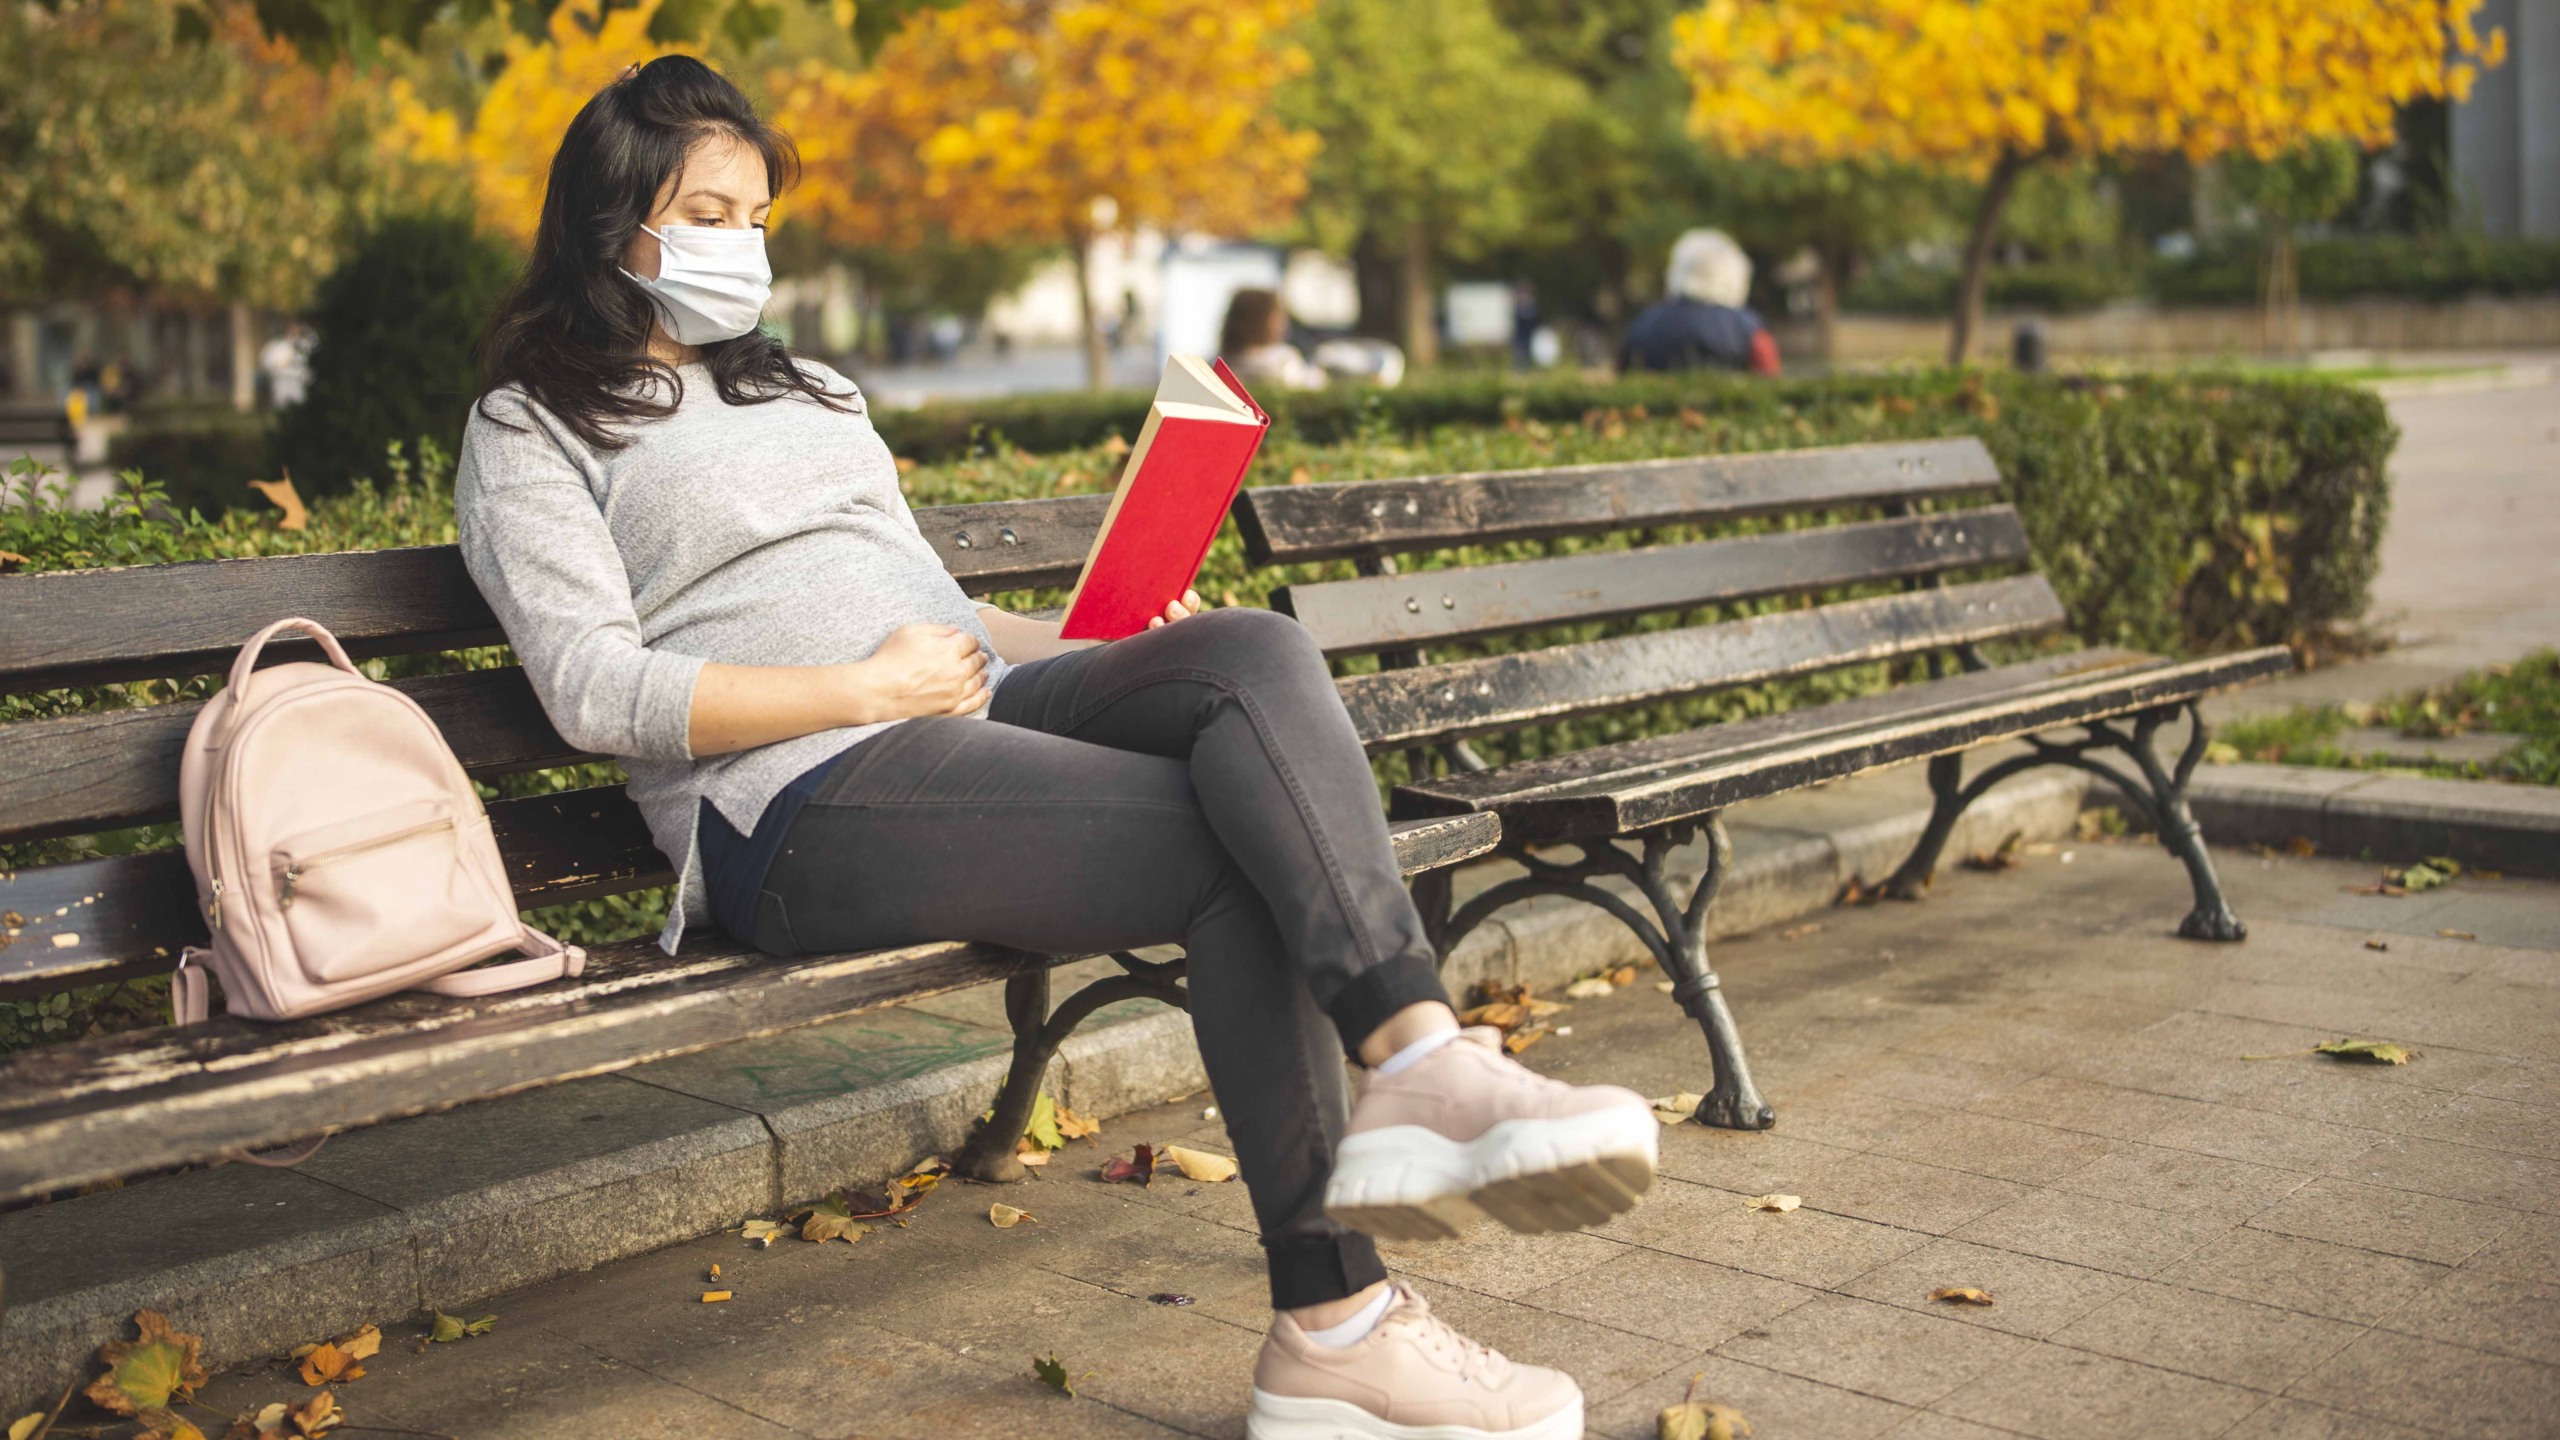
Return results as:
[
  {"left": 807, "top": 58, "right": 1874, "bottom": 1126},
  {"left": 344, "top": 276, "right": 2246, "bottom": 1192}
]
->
[{"left": 1618, "top": 228, "right": 1780, "bottom": 376}]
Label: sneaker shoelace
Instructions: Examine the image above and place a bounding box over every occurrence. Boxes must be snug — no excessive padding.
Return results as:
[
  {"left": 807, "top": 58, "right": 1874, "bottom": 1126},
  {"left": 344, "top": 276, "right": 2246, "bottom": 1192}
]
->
[{"left": 1386, "top": 1290, "right": 1510, "bottom": 1387}]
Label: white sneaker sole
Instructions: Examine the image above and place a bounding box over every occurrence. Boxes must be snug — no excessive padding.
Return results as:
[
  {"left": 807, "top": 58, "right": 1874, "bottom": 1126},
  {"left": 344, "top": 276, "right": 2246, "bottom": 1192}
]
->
[
  {"left": 1245, "top": 1389, "right": 1584, "bottom": 1440},
  {"left": 1323, "top": 1105, "right": 1658, "bottom": 1241}
]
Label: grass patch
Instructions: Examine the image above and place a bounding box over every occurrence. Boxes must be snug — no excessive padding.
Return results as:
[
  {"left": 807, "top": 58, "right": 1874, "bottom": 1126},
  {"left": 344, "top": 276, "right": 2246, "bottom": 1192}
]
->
[{"left": 2215, "top": 649, "right": 2560, "bottom": 786}]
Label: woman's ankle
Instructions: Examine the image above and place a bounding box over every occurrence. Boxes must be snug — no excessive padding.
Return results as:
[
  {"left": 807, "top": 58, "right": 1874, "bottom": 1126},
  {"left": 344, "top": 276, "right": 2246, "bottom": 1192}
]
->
[
  {"left": 1355, "top": 1000, "right": 1460, "bottom": 1069},
  {"left": 1285, "top": 1279, "right": 1391, "bottom": 1336}
]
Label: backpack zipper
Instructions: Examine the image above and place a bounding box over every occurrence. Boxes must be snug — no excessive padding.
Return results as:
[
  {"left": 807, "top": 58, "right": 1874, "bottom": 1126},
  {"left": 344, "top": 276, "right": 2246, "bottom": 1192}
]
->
[{"left": 278, "top": 816, "right": 456, "bottom": 908}]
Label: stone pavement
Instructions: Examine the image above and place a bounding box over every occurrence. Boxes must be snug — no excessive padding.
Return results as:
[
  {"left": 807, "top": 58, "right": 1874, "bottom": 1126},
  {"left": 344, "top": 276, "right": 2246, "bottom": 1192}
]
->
[{"left": 181, "top": 839, "right": 2560, "bottom": 1439}]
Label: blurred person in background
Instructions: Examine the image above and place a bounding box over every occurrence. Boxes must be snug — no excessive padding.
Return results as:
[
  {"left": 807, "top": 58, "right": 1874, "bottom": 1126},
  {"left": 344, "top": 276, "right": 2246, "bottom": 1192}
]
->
[
  {"left": 1618, "top": 228, "right": 1780, "bottom": 376},
  {"left": 1219, "top": 286, "right": 1326, "bottom": 391}
]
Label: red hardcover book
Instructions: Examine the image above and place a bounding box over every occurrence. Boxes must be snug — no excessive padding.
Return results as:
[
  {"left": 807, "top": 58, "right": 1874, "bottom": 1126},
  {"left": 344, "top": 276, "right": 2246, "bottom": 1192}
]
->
[{"left": 1058, "top": 355, "right": 1271, "bottom": 640}]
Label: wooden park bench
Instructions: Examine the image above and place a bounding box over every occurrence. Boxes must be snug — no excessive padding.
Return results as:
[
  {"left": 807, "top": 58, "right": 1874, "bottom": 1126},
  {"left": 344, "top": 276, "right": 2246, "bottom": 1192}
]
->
[
  {"left": 0, "top": 495, "right": 1500, "bottom": 1210},
  {"left": 1235, "top": 436, "right": 2293, "bottom": 1132},
  {"left": 0, "top": 405, "right": 75, "bottom": 469}
]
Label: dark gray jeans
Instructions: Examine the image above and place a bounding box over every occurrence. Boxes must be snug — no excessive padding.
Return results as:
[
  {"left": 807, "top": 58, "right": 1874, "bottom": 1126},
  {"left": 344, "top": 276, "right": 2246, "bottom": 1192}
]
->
[{"left": 750, "top": 607, "right": 1450, "bottom": 1308}]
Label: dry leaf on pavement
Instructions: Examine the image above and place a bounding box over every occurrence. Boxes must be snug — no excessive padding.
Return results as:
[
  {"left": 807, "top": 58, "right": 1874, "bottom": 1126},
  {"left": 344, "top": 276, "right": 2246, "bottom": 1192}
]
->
[
  {"left": 286, "top": 1394, "right": 339, "bottom": 1438},
  {"left": 140, "top": 1411, "right": 206, "bottom": 1440},
  {"left": 1099, "top": 1143, "right": 1156, "bottom": 1185},
  {"left": 1658, "top": 1373, "right": 1751, "bottom": 1440},
  {"left": 989, "top": 1203, "right": 1037, "bottom": 1228},
  {"left": 1651, "top": 1092, "right": 1702, "bottom": 1125},
  {"left": 1607, "top": 965, "right": 1639, "bottom": 986},
  {"left": 791, "top": 1194, "right": 871, "bottom": 1244},
  {"left": 7, "top": 1412, "right": 42, "bottom": 1440},
  {"left": 2316, "top": 1038, "right": 2415, "bottom": 1065},
  {"left": 1744, "top": 1194, "right": 1801, "bottom": 1213},
  {"left": 740, "top": 1219, "right": 787, "bottom": 1247},
  {"left": 1033, "top": 1353, "right": 1081, "bottom": 1397},
  {"left": 425, "top": 1310, "right": 496, "bottom": 1344},
  {"left": 1564, "top": 977, "right": 1616, "bottom": 1000},
  {"left": 1163, "top": 1145, "right": 1239, "bottom": 1182},
  {"left": 294, "top": 1325, "right": 379, "bottom": 1386},
  {"left": 1961, "top": 830, "right": 2025, "bottom": 872},
  {"left": 1056, "top": 1102, "right": 1102, "bottom": 1141},
  {"left": 86, "top": 1310, "right": 207, "bottom": 1417},
  {"left": 1927, "top": 1287, "right": 1995, "bottom": 1306}
]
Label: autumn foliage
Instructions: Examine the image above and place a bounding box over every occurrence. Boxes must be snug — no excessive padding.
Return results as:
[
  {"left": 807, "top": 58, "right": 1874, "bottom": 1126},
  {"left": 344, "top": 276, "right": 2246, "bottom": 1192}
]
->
[
  {"left": 1671, "top": 0, "right": 2510, "bottom": 361},
  {"left": 776, "top": 0, "right": 1319, "bottom": 384}
]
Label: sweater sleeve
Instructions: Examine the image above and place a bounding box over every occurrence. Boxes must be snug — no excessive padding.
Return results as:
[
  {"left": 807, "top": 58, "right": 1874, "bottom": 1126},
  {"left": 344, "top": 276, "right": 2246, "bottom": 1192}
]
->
[{"left": 455, "top": 393, "right": 703, "bottom": 764}]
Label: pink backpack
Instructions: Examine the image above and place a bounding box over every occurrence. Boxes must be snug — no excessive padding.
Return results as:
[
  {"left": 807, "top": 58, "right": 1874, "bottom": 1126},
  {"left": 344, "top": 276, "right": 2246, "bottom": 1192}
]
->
[{"left": 173, "top": 617, "right": 584, "bottom": 1023}]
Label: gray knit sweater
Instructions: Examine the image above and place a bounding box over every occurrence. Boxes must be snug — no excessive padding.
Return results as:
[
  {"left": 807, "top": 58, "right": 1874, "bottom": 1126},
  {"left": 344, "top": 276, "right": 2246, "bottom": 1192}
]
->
[{"left": 455, "top": 362, "right": 1008, "bottom": 954}]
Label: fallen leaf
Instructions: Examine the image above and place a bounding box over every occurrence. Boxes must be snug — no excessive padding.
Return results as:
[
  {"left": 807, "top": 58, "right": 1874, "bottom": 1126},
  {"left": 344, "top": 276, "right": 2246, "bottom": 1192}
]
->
[
  {"left": 1055, "top": 1102, "right": 1101, "bottom": 1141},
  {"left": 1149, "top": 1293, "right": 1194, "bottom": 1307},
  {"left": 893, "top": 1157, "right": 949, "bottom": 1202},
  {"left": 2316, "top": 1038, "right": 2415, "bottom": 1065},
  {"left": 1022, "top": 1092, "right": 1065, "bottom": 1151},
  {"left": 2438, "top": 929, "right": 2478, "bottom": 941},
  {"left": 425, "top": 1310, "right": 496, "bottom": 1343},
  {"left": 86, "top": 1310, "right": 207, "bottom": 1417},
  {"left": 989, "top": 1203, "right": 1037, "bottom": 1228},
  {"left": 1163, "top": 1145, "right": 1239, "bottom": 1183},
  {"left": 1099, "top": 1143, "right": 1156, "bottom": 1185},
  {"left": 1655, "top": 980, "right": 1676, "bottom": 994},
  {"left": 140, "top": 1412, "right": 206, "bottom": 1440},
  {"left": 791, "top": 1194, "right": 871, "bottom": 1245},
  {"left": 1564, "top": 977, "right": 1616, "bottom": 1000},
  {"left": 740, "top": 1219, "right": 787, "bottom": 1247},
  {"left": 2396, "top": 862, "right": 2451, "bottom": 893},
  {"left": 1015, "top": 1144, "right": 1052, "bottom": 1167},
  {"left": 1651, "top": 1092, "right": 1702, "bottom": 1125},
  {"left": 247, "top": 476, "right": 307, "bottom": 531},
  {"left": 7, "top": 1413, "right": 41, "bottom": 1440},
  {"left": 1467, "top": 979, "right": 1528, "bottom": 1008},
  {"left": 227, "top": 1402, "right": 291, "bottom": 1439},
  {"left": 1658, "top": 1372, "right": 1752, "bottom": 1440},
  {"left": 1744, "top": 1194, "right": 1801, "bottom": 1213},
  {"left": 701, "top": 1290, "right": 733, "bottom": 1303},
  {"left": 1836, "top": 876, "right": 1884, "bottom": 906},
  {"left": 2285, "top": 835, "right": 2318, "bottom": 857},
  {"left": 1459, "top": 1000, "right": 1529, "bottom": 1031},
  {"left": 1033, "top": 1353, "right": 1078, "bottom": 1396},
  {"left": 1961, "top": 830, "right": 2026, "bottom": 872},
  {"left": 1927, "top": 1287, "right": 1995, "bottom": 1306},
  {"left": 1778, "top": 922, "right": 1821, "bottom": 941},
  {"left": 295, "top": 1344, "right": 354, "bottom": 1388},
  {"left": 2202, "top": 740, "right": 2241, "bottom": 765},
  {"left": 287, "top": 1395, "right": 339, "bottom": 1438},
  {"left": 1608, "top": 965, "right": 1639, "bottom": 986}
]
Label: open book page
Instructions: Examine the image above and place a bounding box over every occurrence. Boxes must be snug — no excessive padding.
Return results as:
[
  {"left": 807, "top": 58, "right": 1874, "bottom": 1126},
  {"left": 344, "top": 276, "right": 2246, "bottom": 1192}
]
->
[{"left": 1154, "top": 352, "right": 1258, "bottom": 420}]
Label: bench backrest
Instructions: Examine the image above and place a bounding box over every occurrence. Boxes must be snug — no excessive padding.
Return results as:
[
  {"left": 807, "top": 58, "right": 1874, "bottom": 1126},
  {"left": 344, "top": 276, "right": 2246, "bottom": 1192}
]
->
[
  {"left": 1234, "top": 437, "right": 2064, "bottom": 752},
  {"left": 0, "top": 494, "right": 1109, "bottom": 994}
]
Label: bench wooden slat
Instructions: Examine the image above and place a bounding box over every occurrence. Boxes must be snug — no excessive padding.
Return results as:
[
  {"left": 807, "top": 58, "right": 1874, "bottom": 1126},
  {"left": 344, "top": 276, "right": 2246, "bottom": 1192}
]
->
[
  {"left": 0, "top": 810, "right": 1497, "bottom": 1201},
  {"left": 0, "top": 496, "right": 1107, "bottom": 694},
  {"left": 0, "top": 668, "right": 580, "bottom": 844},
  {"left": 1396, "top": 647, "right": 2296, "bottom": 842},
  {"left": 1234, "top": 438, "right": 2002, "bottom": 564},
  {"left": 0, "top": 803, "right": 1494, "bottom": 987},
  {"left": 1277, "top": 508, "right": 2032, "bottom": 656},
  {"left": 1340, "top": 574, "right": 2067, "bottom": 752}
]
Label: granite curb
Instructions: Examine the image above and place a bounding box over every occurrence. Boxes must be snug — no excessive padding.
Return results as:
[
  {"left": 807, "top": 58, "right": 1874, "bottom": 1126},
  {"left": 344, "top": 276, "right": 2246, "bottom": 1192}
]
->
[
  {"left": 2110, "top": 761, "right": 2560, "bottom": 878},
  {"left": 0, "top": 759, "right": 2088, "bottom": 1409}
]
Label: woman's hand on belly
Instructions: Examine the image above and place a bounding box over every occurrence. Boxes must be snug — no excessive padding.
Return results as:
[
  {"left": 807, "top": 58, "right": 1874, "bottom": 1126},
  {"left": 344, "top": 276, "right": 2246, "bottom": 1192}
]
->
[{"left": 684, "top": 623, "right": 989, "bottom": 756}]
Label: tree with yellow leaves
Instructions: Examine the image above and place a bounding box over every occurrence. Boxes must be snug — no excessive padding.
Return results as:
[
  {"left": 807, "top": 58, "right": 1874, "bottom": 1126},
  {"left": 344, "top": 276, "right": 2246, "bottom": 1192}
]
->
[
  {"left": 786, "top": 0, "right": 1319, "bottom": 387},
  {"left": 1671, "top": 0, "right": 2508, "bottom": 363}
]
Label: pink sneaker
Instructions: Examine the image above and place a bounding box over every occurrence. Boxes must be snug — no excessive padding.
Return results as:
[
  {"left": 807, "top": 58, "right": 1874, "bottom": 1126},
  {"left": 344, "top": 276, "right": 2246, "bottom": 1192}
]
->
[
  {"left": 1248, "top": 1284, "right": 1582, "bottom": 1440},
  {"left": 1325, "top": 1027, "right": 1656, "bottom": 1241}
]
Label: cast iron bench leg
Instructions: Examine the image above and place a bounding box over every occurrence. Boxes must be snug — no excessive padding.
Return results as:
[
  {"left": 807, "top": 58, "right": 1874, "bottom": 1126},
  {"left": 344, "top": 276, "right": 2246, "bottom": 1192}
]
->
[
  {"left": 952, "top": 953, "right": 1190, "bottom": 1182},
  {"left": 1426, "top": 813, "right": 1775, "bottom": 1132},
  {"left": 1882, "top": 699, "right": 2247, "bottom": 942}
]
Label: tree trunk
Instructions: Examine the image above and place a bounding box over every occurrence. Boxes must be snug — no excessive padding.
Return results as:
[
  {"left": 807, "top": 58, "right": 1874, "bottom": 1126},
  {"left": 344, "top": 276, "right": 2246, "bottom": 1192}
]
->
[
  {"left": 1399, "top": 226, "right": 1438, "bottom": 371},
  {"left": 1813, "top": 239, "right": 1854, "bottom": 370},
  {"left": 1948, "top": 151, "right": 2030, "bottom": 368},
  {"left": 1071, "top": 232, "right": 1109, "bottom": 390},
  {"left": 228, "top": 300, "right": 257, "bottom": 412},
  {"left": 2260, "top": 233, "right": 2299, "bottom": 358}
]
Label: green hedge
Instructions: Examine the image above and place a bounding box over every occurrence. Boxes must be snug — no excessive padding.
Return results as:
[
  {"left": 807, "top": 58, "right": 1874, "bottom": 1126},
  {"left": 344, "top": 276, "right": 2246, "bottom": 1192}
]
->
[
  {"left": 2148, "top": 234, "right": 2560, "bottom": 307},
  {"left": 0, "top": 372, "right": 2394, "bottom": 1046}
]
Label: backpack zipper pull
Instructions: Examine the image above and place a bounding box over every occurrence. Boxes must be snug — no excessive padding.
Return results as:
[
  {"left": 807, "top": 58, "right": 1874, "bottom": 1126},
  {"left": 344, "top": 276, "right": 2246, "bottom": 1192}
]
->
[
  {"left": 206, "top": 877, "right": 224, "bottom": 928},
  {"left": 279, "top": 865, "right": 302, "bottom": 909}
]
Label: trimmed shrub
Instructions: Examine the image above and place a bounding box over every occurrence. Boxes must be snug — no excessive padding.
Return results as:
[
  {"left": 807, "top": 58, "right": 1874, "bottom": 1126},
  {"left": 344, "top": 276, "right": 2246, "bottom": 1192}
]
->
[
  {"left": 268, "top": 211, "right": 518, "bottom": 497},
  {"left": 2148, "top": 234, "right": 2560, "bottom": 307}
]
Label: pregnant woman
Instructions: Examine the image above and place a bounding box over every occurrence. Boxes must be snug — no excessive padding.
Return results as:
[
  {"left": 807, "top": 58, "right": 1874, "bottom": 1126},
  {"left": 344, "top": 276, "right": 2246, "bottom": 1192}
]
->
[{"left": 458, "top": 56, "right": 1657, "bottom": 1440}]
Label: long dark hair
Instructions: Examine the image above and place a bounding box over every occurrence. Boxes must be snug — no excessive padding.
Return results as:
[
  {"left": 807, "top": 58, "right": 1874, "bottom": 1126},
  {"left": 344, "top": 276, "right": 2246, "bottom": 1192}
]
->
[{"left": 476, "top": 56, "right": 848, "bottom": 450}]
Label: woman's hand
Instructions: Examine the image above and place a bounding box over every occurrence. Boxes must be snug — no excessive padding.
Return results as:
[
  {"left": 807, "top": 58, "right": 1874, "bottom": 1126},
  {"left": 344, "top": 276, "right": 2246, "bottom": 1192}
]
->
[
  {"left": 846, "top": 623, "right": 992, "bottom": 722},
  {"left": 1146, "top": 589, "right": 1206, "bottom": 630}
]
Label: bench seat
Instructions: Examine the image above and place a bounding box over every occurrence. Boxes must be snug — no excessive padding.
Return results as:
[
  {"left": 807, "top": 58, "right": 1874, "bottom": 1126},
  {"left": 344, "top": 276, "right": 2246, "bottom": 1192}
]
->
[
  {"left": 1395, "top": 647, "right": 2294, "bottom": 842},
  {"left": 0, "top": 809, "right": 1494, "bottom": 1202}
]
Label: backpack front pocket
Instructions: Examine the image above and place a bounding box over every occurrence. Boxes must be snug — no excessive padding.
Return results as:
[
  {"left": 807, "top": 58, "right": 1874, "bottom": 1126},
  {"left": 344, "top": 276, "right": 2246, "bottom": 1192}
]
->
[{"left": 271, "top": 800, "right": 504, "bottom": 982}]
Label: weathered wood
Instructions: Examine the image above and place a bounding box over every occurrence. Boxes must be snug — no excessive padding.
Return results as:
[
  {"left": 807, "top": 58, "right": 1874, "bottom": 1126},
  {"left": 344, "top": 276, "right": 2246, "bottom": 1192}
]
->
[
  {"left": 0, "top": 667, "right": 581, "bottom": 844},
  {"left": 1396, "top": 647, "right": 2295, "bottom": 842},
  {"left": 1339, "top": 575, "right": 2067, "bottom": 752},
  {"left": 1276, "top": 509, "right": 2032, "bottom": 656},
  {"left": 0, "top": 496, "right": 1107, "bottom": 694},
  {"left": 1234, "top": 438, "right": 2002, "bottom": 564},
  {"left": 0, "top": 811, "right": 1495, "bottom": 1198},
  {"left": 0, "top": 804, "right": 1492, "bottom": 991}
]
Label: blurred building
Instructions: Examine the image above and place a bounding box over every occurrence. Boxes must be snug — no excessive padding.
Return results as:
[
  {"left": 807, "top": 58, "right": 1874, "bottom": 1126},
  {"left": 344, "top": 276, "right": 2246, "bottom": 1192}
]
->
[{"left": 2453, "top": 0, "right": 2559, "bottom": 237}]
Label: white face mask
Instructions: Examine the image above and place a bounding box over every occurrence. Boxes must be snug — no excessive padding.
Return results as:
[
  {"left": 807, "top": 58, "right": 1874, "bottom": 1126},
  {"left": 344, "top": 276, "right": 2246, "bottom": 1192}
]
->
[{"left": 623, "top": 223, "right": 772, "bottom": 346}]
